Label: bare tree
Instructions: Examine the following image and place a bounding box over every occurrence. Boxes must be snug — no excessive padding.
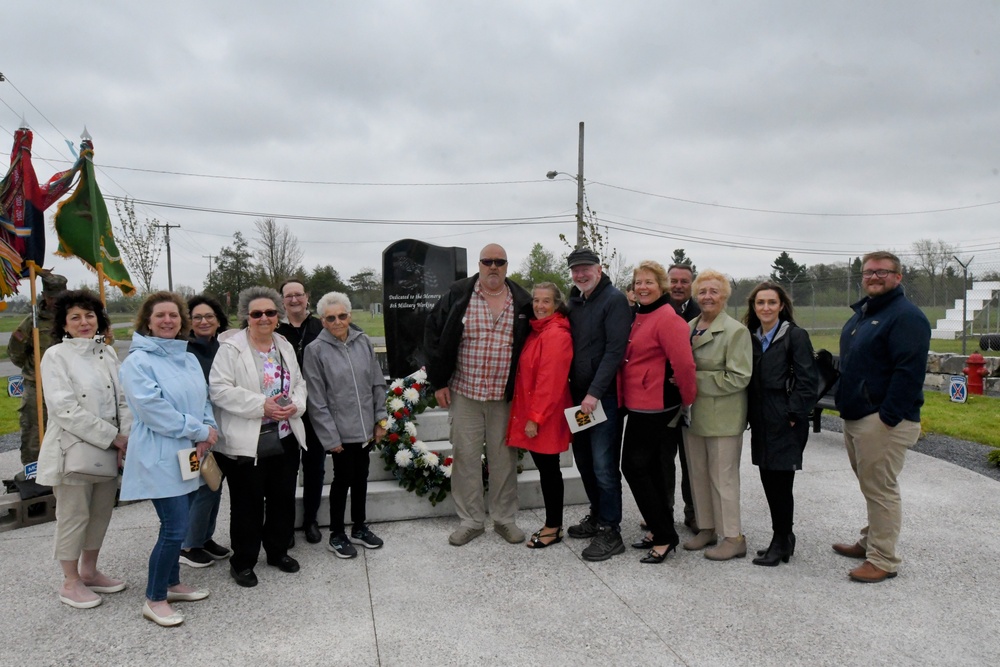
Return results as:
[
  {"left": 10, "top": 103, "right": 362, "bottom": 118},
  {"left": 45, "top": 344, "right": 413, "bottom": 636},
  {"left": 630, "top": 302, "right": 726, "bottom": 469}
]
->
[
  {"left": 253, "top": 218, "right": 304, "bottom": 287},
  {"left": 911, "top": 239, "right": 955, "bottom": 306},
  {"left": 113, "top": 197, "right": 163, "bottom": 294}
]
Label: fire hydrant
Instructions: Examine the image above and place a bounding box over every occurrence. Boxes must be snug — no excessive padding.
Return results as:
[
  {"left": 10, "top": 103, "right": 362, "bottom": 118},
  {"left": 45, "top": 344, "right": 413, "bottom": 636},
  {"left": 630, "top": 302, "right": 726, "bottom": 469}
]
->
[{"left": 963, "top": 352, "right": 988, "bottom": 395}]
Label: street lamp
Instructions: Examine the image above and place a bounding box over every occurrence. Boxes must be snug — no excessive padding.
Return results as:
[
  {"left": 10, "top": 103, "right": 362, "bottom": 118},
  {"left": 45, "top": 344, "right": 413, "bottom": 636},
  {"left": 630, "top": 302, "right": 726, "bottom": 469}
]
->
[{"left": 546, "top": 121, "right": 586, "bottom": 249}]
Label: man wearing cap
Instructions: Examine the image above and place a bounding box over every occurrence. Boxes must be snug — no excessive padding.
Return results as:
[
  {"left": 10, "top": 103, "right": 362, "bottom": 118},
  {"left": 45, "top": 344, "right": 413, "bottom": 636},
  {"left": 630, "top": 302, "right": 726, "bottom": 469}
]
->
[
  {"left": 565, "top": 248, "right": 632, "bottom": 561},
  {"left": 424, "top": 243, "right": 533, "bottom": 546},
  {"left": 8, "top": 272, "right": 67, "bottom": 476}
]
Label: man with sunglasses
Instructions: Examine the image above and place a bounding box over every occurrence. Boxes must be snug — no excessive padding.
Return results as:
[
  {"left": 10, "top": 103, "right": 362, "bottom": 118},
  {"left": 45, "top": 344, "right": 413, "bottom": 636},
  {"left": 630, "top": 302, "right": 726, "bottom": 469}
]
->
[
  {"left": 424, "top": 244, "right": 533, "bottom": 546},
  {"left": 276, "top": 280, "right": 326, "bottom": 545},
  {"left": 834, "top": 251, "right": 930, "bottom": 583}
]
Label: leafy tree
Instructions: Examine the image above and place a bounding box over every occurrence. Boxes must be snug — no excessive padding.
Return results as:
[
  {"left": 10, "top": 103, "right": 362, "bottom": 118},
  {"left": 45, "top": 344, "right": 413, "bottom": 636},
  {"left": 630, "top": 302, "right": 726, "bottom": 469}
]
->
[
  {"left": 253, "top": 218, "right": 304, "bottom": 287},
  {"left": 113, "top": 197, "right": 162, "bottom": 294},
  {"left": 204, "top": 231, "right": 261, "bottom": 311},
  {"left": 348, "top": 267, "right": 382, "bottom": 309},
  {"left": 911, "top": 238, "right": 955, "bottom": 306},
  {"left": 669, "top": 248, "right": 697, "bottom": 274},
  {"left": 509, "top": 243, "right": 569, "bottom": 295},
  {"left": 769, "top": 251, "right": 809, "bottom": 299},
  {"left": 558, "top": 203, "right": 618, "bottom": 273},
  {"left": 307, "top": 264, "right": 350, "bottom": 298}
]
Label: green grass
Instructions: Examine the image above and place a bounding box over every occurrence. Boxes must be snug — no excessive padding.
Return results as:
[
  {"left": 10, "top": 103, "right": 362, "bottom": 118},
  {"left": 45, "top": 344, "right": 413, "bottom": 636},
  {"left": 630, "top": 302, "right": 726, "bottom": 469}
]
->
[
  {"left": 0, "top": 390, "right": 19, "bottom": 434},
  {"left": 352, "top": 310, "right": 385, "bottom": 338},
  {"left": 808, "top": 333, "right": 999, "bottom": 358},
  {"left": 920, "top": 391, "right": 1000, "bottom": 448}
]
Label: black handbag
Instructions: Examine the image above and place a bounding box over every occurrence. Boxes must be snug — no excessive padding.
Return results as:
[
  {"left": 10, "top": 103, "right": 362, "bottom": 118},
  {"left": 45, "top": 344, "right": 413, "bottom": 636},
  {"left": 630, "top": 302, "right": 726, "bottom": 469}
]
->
[{"left": 256, "top": 423, "right": 283, "bottom": 458}]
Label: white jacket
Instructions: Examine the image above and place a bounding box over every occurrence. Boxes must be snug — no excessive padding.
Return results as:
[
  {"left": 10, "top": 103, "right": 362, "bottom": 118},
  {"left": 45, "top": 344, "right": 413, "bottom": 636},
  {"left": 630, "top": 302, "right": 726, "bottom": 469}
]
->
[
  {"left": 209, "top": 328, "right": 307, "bottom": 459},
  {"left": 36, "top": 338, "right": 132, "bottom": 487}
]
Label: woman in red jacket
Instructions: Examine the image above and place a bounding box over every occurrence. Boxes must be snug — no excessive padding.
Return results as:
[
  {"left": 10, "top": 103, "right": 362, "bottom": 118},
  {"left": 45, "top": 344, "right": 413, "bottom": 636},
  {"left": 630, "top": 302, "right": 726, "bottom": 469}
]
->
[
  {"left": 507, "top": 282, "right": 574, "bottom": 548},
  {"left": 620, "top": 261, "right": 697, "bottom": 563}
]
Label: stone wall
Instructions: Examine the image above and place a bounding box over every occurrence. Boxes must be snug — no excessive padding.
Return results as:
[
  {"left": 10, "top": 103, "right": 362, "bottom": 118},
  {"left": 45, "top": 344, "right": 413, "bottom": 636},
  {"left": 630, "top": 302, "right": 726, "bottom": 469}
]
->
[{"left": 924, "top": 352, "right": 1000, "bottom": 396}]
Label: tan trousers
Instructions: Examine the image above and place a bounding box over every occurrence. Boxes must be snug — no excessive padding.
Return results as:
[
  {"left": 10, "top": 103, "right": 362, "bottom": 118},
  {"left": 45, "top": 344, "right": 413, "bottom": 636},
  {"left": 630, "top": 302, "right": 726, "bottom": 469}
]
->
[
  {"left": 449, "top": 392, "right": 519, "bottom": 529},
  {"left": 843, "top": 412, "right": 920, "bottom": 572},
  {"left": 683, "top": 431, "right": 743, "bottom": 538},
  {"left": 52, "top": 479, "right": 118, "bottom": 561}
]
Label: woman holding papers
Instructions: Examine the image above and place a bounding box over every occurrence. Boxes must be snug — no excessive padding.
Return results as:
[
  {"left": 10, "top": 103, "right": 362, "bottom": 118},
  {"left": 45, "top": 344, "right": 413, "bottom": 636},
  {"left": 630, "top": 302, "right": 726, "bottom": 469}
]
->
[
  {"left": 618, "top": 261, "right": 697, "bottom": 564},
  {"left": 120, "top": 292, "right": 218, "bottom": 627},
  {"left": 506, "top": 282, "right": 574, "bottom": 548}
]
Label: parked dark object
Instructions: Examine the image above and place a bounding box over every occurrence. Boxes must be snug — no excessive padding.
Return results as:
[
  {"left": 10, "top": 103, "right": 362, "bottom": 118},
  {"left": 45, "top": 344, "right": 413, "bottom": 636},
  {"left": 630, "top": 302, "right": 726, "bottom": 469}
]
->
[{"left": 979, "top": 334, "right": 1000, "bottom": 352}]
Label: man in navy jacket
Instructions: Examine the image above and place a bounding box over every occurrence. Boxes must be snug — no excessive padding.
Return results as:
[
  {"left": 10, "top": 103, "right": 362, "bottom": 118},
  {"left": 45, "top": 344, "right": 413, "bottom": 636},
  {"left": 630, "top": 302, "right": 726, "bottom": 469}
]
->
[{"left": 833, "top": 251, "right": 930, "bottom": 583}]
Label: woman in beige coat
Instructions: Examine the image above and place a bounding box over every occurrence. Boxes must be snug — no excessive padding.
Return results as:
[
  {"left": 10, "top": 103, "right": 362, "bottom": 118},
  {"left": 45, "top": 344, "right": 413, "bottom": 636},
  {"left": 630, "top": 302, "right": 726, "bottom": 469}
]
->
[
  {"left": 36, "top": 290, "right": 131, "bottom": 609},
  {"left": 682, "top": 270, "right": 753, "bottom": 561}
]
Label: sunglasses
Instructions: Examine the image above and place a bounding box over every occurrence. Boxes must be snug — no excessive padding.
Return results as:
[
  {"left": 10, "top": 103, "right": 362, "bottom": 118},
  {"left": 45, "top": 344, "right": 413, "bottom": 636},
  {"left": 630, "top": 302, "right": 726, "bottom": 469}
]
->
[
  {"left": 249, "top": 309, "right": 278, "bottom": 319},
  {"left": 324, "top": 313, "right": 351, "bottom": 323},
  {"left": 479, "top": 258, "right": 508, "bottom": 267}
]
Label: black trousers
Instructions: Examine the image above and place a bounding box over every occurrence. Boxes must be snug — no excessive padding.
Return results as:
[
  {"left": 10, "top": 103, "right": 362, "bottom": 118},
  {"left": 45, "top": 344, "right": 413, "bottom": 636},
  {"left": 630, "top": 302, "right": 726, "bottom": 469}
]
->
[
  {"left": 299, "top": 416, "right": 326, "bottom": 526},
  {"left": 758, "top": 468, "right": 795, "bottom": 535},
  {"left": 329, "top": 442, "right": 371, "bottom": 535},
  {"left": 661, "top": 422, "right": 695, "bottom": 520},
  {"left": 529, "top": 451, "right": 564, "bottom": 528},
  {"left": 621, "top": 410, "right": 680, "bottom": 548},
  {"left": 216, "top": 436, "right": 300, "bottom": 572}
]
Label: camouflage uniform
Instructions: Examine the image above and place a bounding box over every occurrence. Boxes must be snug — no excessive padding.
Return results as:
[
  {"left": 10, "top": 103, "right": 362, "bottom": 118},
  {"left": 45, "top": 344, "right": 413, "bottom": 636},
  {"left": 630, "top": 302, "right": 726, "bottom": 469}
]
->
[{"left": 7, "top": 273, "right": 66, "bottom": 468}]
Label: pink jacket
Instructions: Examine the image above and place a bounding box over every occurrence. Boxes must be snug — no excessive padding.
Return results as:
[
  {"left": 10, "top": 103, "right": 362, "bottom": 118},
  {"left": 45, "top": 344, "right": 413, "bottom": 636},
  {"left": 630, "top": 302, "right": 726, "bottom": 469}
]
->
[{"left": 619, "top": 296, "right": 697, "bottom": 411}]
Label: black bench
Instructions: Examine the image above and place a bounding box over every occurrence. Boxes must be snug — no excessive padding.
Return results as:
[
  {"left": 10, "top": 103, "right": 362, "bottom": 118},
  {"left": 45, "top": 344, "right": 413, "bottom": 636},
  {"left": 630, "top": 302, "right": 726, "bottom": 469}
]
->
[{"left": 810, "top": 351, "right": 840, "bottom": 433}]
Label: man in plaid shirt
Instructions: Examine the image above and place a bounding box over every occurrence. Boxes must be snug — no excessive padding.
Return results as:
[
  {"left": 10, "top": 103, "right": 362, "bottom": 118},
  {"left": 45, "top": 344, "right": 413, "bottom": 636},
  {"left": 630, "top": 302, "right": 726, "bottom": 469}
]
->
[{"left": 425, "top": 244, "right": 533, "bottom": 546}]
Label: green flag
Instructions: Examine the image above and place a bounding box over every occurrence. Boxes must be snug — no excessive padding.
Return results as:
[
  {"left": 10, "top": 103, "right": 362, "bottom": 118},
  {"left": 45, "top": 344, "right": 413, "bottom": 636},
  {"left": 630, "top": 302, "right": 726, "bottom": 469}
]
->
[{"left": 53, "top": 144, "right": 135, "bottom": 295}]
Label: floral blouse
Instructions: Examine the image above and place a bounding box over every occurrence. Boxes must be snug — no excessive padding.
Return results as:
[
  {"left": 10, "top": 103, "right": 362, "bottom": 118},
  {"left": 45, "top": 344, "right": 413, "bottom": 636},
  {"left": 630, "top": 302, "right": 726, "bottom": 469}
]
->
[{"left": 259, "top": 344, "right": 292, "bottom": 438}]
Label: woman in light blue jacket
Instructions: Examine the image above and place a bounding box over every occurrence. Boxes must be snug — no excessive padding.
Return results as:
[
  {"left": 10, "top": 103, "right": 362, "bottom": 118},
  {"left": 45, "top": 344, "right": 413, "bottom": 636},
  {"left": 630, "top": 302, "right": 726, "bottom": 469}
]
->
[{"left": 120, "top": 292, "right": 218, "bottom": 628}]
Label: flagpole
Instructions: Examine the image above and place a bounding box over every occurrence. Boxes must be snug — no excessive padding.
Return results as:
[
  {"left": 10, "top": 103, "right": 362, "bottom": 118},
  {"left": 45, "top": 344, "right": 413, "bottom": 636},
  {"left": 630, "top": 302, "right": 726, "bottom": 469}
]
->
[{"left": 27, "top": 261, "right": 45, "bottom": 447}]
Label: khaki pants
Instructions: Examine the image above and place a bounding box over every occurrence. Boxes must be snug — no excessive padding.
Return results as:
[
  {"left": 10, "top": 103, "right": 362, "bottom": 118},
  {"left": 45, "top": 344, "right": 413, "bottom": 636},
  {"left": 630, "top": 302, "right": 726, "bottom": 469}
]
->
[
  {"left": 449, "top": 392, "right": 518, "bottom": 529},
  {"left": 683, "top": 431, "right": 743, "bottom": 538},
  {"left": 52, "top": 479, "right": 119, "bottom": 561},
  {"left": 843, "top": 413, "right": 920, "bottom": 572}
]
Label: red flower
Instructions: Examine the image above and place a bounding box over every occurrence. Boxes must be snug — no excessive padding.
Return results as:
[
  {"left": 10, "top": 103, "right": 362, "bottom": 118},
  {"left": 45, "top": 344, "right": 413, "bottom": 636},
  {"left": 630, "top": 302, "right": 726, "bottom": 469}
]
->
[
  {"left": 412, "top": 383, "right": 422, "bottom": 391},
  {"left": 389, "top": 433, "right": 400, "bottom": 443},
  {"left": 394, "top": 411, "right": 403, "bottom": 419},
  {"left": 393, "top": 386, "right": 403, "bottom": 395},
  {"left": 403, "top": 407, "right": 411, "bottom": 415},
  {"left": 409, "top": 436, "right": 416, "bottom": 444},
  {"left": 443, "top": 457, "right": 453, "bottom": 466}
]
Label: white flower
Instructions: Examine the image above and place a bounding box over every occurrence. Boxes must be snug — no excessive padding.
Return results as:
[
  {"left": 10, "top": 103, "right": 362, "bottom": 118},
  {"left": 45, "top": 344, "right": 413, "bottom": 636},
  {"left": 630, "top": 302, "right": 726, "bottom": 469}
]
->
[
  {"left": 394, "top": 450, "right": 413, "bottom": 467},
  {"left": 388, "top": 397, "right": 405, "bottom": 412},
  {"left": 412, "top": 440, "right": 429, "bottom": 455},
  {"left": 442, "top": 463, "right": 452, "bottom": 478},
  {"left": 421, "top": 451, "right": 440, "bottom": 468},
  {"left": 404, "top": 422, "right": 417, "bottom": 437},
  {"left": 390, "top": 379, "right": 404, "bottom": 391},
  {"left": 403, "top": 387, "right": 420, "bottom": 403},
  {"left": 384, "top": 416, "right": 396, "bottom": 431},
  {"left": 412, "top": 368, "right": 427, "bottom": 383}
]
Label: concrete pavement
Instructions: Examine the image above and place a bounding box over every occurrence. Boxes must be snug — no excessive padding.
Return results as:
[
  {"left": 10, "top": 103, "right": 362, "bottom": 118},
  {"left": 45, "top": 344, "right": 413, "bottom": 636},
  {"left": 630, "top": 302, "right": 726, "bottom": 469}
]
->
[{"left": 1, "top": 427, "right": 998, "bottom": 666}]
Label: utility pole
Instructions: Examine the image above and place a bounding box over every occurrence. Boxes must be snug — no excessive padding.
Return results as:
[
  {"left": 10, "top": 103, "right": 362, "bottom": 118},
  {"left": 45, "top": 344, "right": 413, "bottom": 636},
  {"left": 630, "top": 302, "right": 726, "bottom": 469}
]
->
[
  {"left": 576, "top": 121, "right": 585, "bottom": 249},
  {"left": 953, "top": 255, "right": 973, "bottom": 355},
  {"left": 153, "top": 223, "right": 181, "bottom": 290},
  {"left": 203, "top": 254, "right": 215, "bottom": 283}
]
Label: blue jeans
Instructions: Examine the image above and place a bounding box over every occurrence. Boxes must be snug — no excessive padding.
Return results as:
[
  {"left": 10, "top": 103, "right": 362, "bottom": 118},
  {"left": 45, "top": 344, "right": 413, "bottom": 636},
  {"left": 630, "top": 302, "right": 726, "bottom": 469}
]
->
[
  {"left": 147, "top": 492, "right": 194, "bottom": 601},
  {"left": 182, "top": 483, "right": 222, "bottom": 550},
  {"left": 570, "top": 396, "right": 622, "bottom": 530}
]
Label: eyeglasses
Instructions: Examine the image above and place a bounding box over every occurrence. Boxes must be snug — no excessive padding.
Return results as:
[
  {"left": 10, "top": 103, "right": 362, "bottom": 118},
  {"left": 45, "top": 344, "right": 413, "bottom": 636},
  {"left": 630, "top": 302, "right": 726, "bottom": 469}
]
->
[
  {"left": 283, "top": 292, "right": 306, "bottom": 300},
  {"left": 192, "top": 314, "right": 217, "bottom": 322},
  {"left": 480, "top": 258, "right": 508, "bottom": 267},
  {"left": 249, "top": 309, "right": 278, "bottom": 319},
  {"left": 862, "top": 269, "right": 895, "bottom": 279},
  {"left": 324, "top": 313, "right": 351, "bottom": 323}
]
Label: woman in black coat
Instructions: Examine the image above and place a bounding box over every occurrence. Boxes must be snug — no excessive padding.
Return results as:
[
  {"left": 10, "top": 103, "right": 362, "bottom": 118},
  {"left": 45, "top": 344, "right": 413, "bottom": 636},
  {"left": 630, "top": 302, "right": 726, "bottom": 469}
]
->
[{"left": 743, "top": 283, "right": 818, "bottom": 567}]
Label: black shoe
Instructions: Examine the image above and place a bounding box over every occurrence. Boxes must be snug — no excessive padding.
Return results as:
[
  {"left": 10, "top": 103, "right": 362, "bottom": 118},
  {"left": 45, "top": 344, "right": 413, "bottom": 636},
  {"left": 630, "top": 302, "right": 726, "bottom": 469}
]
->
[
  {"left": 266, "top": 555, "right": 300, "bottom": 573},
  {"left": 756, "top": 532, "right": 797, "bottom": 557},
  {"left": 350, "top": 525, "right": 384, "bottom": 549},
  {"left": 305, "top": 522, "right": 322, "bottom": 544},
  {"left": 752, "top": 534, "right": 792, "bottom": 567},
  {"left": 329, "top": 533, "right": 358, "bottom": 559},
  {"left": 631, "top": 535, "right": 654, "bottom": 550},
  {"left": 582, "top": 525, "right": 625, "bottom": 562},
  {"left": 231, "top": 565, "right": 258, "bottom": 588},
  {"left": 203, "top": 540, "right": 231, "bottom": 560},
  {"left": 179, "top": 548, "right": 214, "bottom": 568},
  {"left": 640, "top": 543, "right": 678, "bottom": 564},
  {"left": 567, "top": 513, "right": 599, "bottom": 539}
]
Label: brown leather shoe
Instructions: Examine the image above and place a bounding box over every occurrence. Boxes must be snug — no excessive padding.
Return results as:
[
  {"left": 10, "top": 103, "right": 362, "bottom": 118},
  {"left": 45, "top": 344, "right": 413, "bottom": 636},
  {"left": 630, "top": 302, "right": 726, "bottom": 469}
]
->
[
  {"left": 832, "top": 542, "right": 866, "bottom": 559},
  {"left": 849, "top": 560, "right": 897, "bottom": 583}
]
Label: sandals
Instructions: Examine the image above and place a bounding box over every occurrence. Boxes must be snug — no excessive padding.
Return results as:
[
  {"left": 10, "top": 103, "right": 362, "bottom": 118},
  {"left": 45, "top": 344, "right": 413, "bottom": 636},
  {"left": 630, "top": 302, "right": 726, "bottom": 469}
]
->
[{"left": 526, "top": 527, "right": 564, "bottom": 549}]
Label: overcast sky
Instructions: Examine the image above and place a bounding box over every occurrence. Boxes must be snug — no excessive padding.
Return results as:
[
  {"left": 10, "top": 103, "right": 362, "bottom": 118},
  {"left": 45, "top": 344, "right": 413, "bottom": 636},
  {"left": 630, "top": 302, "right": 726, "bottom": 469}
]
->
[{"left": 3, "top": 1, "right": 1000, "bottom": 297}]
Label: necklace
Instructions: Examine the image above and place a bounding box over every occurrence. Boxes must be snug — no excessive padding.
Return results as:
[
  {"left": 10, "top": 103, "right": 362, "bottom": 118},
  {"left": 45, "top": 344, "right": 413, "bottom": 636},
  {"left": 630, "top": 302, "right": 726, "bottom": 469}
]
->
[{"left": 481, "top": 284, "right": 506, "bottom": 297}]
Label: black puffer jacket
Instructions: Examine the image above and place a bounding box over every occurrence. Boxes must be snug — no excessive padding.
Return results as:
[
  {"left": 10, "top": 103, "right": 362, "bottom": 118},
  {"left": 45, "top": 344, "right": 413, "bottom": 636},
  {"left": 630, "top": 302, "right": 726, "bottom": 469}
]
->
[
  {"left": 747, "top": 321, "right": 819, "bottom": 470},
  {"left": 423, "top": 276, "right": 532, "bottom": 401}
]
